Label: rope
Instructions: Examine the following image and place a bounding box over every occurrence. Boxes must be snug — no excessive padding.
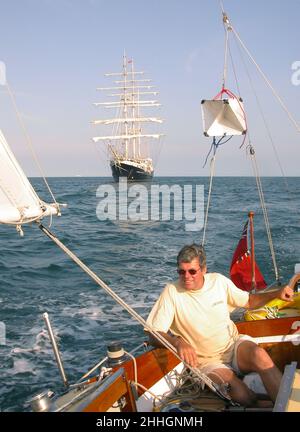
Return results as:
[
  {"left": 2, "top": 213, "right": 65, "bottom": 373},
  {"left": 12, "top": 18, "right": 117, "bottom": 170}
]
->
[
  {"left": 216, "top": 7, "right": 281, "bottom": 283},
  {"left": 154, "top": 367, "right": 230, "bottom": 412},
  {"left": 232, "top": 32, "right": 299, "bottom": 219},
  {"left": 228, "top": 20, "right": 300, "bottom": 134},
  {"left": 228, "top": 42, "right": 242, "bottom": 100},
  {"left": 222, "top": 16, "right": 230, "bottom": 89},
  {"left": 202, "top": 135, "right": 233, "bottom": 246},
  {"left": 202, "top": 153, "right": 216, "bottom": 247},
  {"left": 5, "top": 81, "right": 58, "bottom": 206},
  {"left": 248, "top": 145, "right": 279, "bottom": 282},
  {"left": 38, "top": 223, "right": 233, "bottom": 404}
]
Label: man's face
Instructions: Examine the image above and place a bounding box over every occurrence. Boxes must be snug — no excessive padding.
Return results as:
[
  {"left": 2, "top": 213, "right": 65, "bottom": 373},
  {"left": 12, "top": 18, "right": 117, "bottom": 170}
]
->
[{"left": 178, "top": 258, "right": 206, "bottom": 291}]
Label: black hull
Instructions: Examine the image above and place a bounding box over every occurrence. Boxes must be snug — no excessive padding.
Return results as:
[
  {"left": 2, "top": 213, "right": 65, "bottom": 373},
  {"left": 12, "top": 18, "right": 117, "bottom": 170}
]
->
[{"left": 110, "top": 162, "right": 153, "bottom": 182}]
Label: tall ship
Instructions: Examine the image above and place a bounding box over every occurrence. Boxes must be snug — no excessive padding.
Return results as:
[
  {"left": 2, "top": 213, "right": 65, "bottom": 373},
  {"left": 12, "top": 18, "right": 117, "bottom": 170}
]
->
[{"left": 92, "top": 54, "right": 164, "bottom": 181}]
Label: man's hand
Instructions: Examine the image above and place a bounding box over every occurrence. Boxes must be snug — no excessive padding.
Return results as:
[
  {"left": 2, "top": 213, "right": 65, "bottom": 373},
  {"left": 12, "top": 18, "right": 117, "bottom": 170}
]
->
[
  {"left": 278, "top": 285, "right": 294, "bottom": 302},
  {"left": 174, "top": 337, "right": 198, "bottom": 368}
]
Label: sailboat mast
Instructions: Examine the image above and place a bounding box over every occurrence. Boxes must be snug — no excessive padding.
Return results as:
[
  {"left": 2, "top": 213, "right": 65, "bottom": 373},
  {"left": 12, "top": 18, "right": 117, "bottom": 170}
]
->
[
  {"left": 133, "top": 62, "right": 141, "bottom": 159},
  {"left": 130, "top": 59, "right": 136, "bottom": 160},
  {"left": 248, "top": 211, "right": 256, "bottom": 293},
  {"left": 123, "top": 53, "right": 128, "bottom": 159}
]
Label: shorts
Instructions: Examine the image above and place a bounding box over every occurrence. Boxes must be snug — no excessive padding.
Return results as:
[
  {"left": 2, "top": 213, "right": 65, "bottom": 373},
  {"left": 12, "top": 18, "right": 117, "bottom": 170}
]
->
[{"left": 199, "top": 334, "right": 257, "bottom": 376}]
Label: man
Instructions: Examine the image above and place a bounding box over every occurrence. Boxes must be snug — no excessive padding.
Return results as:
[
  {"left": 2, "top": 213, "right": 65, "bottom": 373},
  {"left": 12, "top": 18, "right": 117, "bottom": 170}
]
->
[{"left": 146, "top": 244, "right": 294, "bottom": 406}]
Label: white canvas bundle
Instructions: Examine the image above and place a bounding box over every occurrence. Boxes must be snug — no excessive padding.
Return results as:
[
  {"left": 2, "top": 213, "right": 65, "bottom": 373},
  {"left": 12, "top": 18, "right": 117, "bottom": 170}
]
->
[{"left": 201, "top": 98, "right": 247, "bottom": 137}]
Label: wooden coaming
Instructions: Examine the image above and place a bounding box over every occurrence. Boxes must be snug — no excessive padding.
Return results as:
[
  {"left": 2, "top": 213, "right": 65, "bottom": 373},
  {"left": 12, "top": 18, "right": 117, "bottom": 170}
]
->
[
  {"left": 236, "top": 316, "right": 300, "bottom": 337},
  {"left": 112, "top": 347, "right": 180, "bottom": 396}
]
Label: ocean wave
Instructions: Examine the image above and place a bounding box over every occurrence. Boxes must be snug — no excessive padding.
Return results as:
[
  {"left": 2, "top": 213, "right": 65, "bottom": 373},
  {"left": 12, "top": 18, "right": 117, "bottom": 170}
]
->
[{"left": 1, "top": 176, "right": 299, "bottom": 411}]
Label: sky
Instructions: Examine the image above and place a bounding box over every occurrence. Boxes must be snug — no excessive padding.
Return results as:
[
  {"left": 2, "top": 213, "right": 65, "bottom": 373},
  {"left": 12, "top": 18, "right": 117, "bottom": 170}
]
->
[{"left": 0, "top": 0, "right": 299, "bottom": 177}]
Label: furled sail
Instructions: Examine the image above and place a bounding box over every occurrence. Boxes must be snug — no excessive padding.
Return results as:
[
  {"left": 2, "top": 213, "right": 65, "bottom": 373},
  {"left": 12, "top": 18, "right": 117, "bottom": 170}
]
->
[
  {"left": 201, "top": 98, "right": 247, "bottom": 137},
  {"left": 0, "top": 129, "right": 58, "bottom": 225}
]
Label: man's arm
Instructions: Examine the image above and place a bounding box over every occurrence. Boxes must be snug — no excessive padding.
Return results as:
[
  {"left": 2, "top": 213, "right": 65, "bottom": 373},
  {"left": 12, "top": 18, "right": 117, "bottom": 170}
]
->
[
  {"left": 147, "top": 331, "right": 198, "bottom": 368},
  {"left": 245, "top": 285, "right": 294, "bottom": 309},
  {"left": 148, "top": 331, "right": 178, "bottom": 349}
]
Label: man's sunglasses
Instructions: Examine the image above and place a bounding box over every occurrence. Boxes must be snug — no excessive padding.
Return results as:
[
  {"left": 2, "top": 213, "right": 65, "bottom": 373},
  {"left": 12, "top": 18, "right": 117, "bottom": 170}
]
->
[{"left": 177, "top": 268, "right": 201, "bottom": 276}]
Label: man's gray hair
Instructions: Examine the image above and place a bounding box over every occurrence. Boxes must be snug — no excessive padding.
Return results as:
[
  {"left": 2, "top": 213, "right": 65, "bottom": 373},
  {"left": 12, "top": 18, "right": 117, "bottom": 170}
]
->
[{"left": 177, "top": 244, "right": 206, "bottom": 270}]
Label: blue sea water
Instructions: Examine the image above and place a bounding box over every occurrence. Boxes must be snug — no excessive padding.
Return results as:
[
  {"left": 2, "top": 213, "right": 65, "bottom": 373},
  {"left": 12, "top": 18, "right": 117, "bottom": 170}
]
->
[{"left": 0, "top": 176, "right": 299, "bottom": 411}]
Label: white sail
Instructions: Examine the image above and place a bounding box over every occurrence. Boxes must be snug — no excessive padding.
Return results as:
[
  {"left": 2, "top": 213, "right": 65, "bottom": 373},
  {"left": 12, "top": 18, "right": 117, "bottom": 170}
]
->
[
  {"left": 0, "top": 129, "right": 58, "bottom": 225},
  {"left": 201, "top": 99, "right": 247, "bottom": 136}
]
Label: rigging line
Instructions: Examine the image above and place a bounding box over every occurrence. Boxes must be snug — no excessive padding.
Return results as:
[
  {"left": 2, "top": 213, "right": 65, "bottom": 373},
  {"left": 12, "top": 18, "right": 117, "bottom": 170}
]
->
[
  {"left": 228, "top": 39, "right": 242, "bottom": 100},
  {"left": 38, "top": 223, "right": 232, "bottom": 403},
  {"left": 202, "top": 134, "right": 233, "bottom": 245},
  {"left": 220, "top": 1, "right": 241, "bottom": 99},
  {"left": 202, "top": 141, "right": 215, "bottom": 168},
  {"left": 202, "top": 151, "right": 217, "bottom": 247},
  {"left": 232, "top": 34, "right": 293, "bottom": 200},
  {"left": 152, "top": 137, "right": 164, "bottom": 169},
  {"left": 248, "top": 146, "right": 279, "bottom": 282},
  {"left": 219, "top": 0, "right": 226, "bottom": 16},
  {"left": 5, "top": 82, "right": 58, "bottom": 206},
  {"left": 222, "top": 16, "right": 230, "bottom": 89},
  {"left": 229, "top": 22, "right": 300, "bottom": 133},
  {"left": 203, "top": 135, "right": 233, "bottom": 168}
]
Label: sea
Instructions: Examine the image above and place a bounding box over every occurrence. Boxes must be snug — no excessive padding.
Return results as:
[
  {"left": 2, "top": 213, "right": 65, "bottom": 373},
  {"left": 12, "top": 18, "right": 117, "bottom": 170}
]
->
[{"left": 0, "top": 176, "right": 299, "bottom": 412}]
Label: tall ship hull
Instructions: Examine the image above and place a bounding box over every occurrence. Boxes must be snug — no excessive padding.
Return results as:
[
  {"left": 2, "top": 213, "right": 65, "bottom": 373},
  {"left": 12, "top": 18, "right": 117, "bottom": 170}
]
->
[
  {"left": 92, "top": 54, "right": 164, "bottom": 182},
  {"left": 110, "top": 159, "right": 153, "bottom": 181}
]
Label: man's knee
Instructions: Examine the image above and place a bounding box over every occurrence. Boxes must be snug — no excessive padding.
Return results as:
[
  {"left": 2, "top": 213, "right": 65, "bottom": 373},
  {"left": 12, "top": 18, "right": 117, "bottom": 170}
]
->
[{"left": 249, "top": 346, "right": 274, "bottom": 371}]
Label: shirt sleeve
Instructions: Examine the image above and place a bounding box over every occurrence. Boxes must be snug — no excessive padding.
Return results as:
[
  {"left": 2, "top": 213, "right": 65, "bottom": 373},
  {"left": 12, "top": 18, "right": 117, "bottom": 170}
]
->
[
  {"left": 224, "top": 275, "right": 249, "bottom": 307},
  {"left": 146, "top": 284, "right": 176, "bottom": 333}
]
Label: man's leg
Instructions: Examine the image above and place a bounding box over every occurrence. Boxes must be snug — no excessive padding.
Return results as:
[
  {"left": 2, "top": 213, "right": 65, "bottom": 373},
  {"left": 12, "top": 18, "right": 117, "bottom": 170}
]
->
[
  {"left": 236, "top": 340, "right": 282, "bottom": 403},
  {"left": 207, "top": 367, "right": 257, "bottom": 406}
]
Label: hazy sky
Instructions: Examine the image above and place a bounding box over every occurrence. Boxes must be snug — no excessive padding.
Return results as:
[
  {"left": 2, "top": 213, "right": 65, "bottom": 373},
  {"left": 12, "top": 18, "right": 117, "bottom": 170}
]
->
[{"left": 0, "top": 0, "right": 299, "bottom": 177}]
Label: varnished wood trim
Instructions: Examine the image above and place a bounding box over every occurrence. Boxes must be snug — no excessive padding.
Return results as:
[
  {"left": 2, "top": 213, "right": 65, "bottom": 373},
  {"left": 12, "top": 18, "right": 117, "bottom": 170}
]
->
[
  {"left": 236, "top": 316, "right": 300, "bottom": 337},
  {"left": 112, "top": 348, "right": 180, "bottom": 397},
  {"left": 83, "top": 369, "right": 136, "bottom": 412}
]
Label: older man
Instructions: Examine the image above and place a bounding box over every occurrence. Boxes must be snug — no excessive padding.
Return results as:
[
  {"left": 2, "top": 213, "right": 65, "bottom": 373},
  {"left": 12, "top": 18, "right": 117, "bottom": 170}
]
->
[{"left": 146, "top": 244, "right": 294, "bottom": 406}]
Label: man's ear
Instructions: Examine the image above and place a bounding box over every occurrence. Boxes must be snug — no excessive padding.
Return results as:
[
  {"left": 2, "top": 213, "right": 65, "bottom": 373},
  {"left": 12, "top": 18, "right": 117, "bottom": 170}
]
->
[{"left": 202, "top": 266, "right": 207, "bottom": 274}]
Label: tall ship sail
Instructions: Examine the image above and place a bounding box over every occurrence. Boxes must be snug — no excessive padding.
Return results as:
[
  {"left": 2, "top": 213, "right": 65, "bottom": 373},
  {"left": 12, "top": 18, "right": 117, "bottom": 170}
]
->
[{"left": 92, "top": 54, "right": 164, "bottom": 181}]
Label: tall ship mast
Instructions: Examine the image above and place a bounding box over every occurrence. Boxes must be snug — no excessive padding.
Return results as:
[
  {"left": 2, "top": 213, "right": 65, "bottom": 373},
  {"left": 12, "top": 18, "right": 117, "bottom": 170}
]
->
[{"left": 92, "top": 54, "right": 164, "bottom": 181}]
